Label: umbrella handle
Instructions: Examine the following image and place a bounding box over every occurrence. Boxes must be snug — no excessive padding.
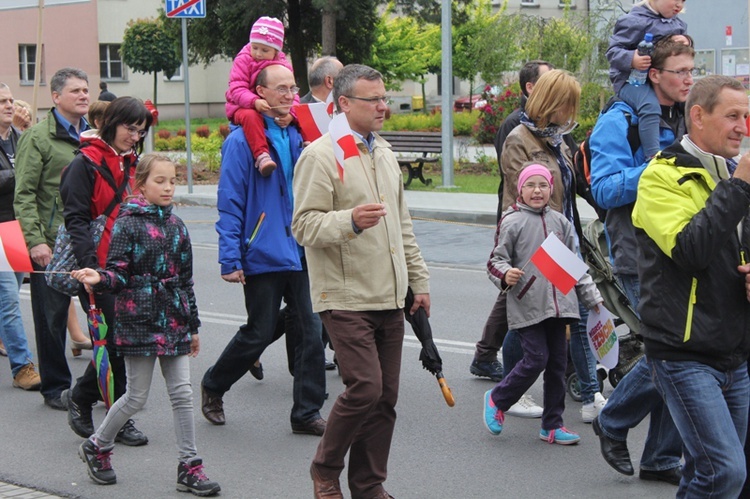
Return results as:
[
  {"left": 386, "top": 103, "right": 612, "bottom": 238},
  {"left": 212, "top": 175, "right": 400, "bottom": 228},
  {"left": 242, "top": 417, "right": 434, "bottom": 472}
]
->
[{"left": 436, "top": 373, "right": 455, "bottom": 407}]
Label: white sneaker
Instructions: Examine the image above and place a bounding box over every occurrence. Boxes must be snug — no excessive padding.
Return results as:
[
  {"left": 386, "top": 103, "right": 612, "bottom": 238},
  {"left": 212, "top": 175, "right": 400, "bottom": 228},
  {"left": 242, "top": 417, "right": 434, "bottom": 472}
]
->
[
  {"left": 581, "top": 392, "right": 607, "bottom": 423},
  {"left": 506, "top": 394, "right": 543, "bottom": 418}
]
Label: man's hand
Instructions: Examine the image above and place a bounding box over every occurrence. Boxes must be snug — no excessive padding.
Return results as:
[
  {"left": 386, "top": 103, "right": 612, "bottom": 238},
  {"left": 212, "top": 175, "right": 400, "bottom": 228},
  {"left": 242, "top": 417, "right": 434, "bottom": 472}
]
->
[
  {"left": 13, "top": 105, "right": 31, "bottom": 131},
  {"left": 410, "top": 293, "right": 431, "bottom": 317},
  {"left": 733, "top": 152, "right": 750, "bottom": 184},
  {"left": 352, "top": 203, "right": 386, "bottom": 231},
  {"left": 504, "top": 268, "right": 524, "bottom": 287},
  {"left": 30, "top": 243, "right": 52, "bottom": 267},
  {"left": 254, "top": 99, "right": 271, "bottom": 113},
  {"left": 274, "top": 114, "right": 293, "bottom": 128},
  {"left": 221, "top": 269, "right": 246, "bottom": 285},
  {"left": 738, "top": 264, "right": 750, "bottom": 302},
  {"left": 631, "top": 51, "right": 651, "bottom": 71}
]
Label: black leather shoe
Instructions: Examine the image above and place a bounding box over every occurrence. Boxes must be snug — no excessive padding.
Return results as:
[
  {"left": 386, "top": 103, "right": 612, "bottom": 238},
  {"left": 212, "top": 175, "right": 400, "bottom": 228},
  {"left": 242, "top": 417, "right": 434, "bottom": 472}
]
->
[
  {"left": 201, "top": 384, "right": 225, "bottom": 425},
  {"left": 249, "top": 361, "right": 264, "bottom": 380},
  {"left": 61, "top": 389, "right": 94, "bottom": 438},
  {"left": 44, "top": 394, "right": 67, "bottom": 411},
  {"left": 292, "top": 417, "right": 326, "bottom": 436},
  {"left": 115, "top": 419, "right": 148, "bottom": 446},
  {"left": 592, "top": 416, "right": 634, "bottom": 475},
  {"left": 639, "top": 466, "right": 682, "bottom": 486}
]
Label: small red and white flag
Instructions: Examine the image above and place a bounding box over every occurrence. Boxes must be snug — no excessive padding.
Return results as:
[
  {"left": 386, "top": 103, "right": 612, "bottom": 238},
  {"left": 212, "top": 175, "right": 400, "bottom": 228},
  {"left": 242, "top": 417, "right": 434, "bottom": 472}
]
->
[
  {"left": 529, "top": 233, "right": 588, "bottom": 294},
  {"left": 328, "top": 112, "right": 359, "bottom": 183},
  {"left": 295, "top": 102, "right": 331, "bottom": 142},
  {"left": 0, "top": 221, "right": 33, "bottom": 272},
  {"left": 325, "top": 90, "right": 335, "bottom": 116}
]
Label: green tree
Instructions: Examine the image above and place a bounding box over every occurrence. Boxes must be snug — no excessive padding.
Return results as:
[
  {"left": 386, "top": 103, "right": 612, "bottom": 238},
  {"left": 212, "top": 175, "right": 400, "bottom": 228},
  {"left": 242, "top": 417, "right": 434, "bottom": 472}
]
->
[
  {"left": 517, "top": 9, "right": 593, "bottom": 75},
  {"left": 120, "top": 16, "right": 181, "bottom": 107}
]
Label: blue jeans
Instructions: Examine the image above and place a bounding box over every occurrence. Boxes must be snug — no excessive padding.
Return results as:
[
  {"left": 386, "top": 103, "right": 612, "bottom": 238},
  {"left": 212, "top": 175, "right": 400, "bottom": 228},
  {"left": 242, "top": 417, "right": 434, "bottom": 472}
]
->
[
  {"left": 202, "top": 270, "right": 326, "bottom": 425},
  {"left": 650, "top": 358, "right": 749, "bottom": 497},
  {"left": 598, "top": 357, "right": 682, "bottom": 471},
  {"left": 0, "top": 272, "right": 33, "bottom": 377}
]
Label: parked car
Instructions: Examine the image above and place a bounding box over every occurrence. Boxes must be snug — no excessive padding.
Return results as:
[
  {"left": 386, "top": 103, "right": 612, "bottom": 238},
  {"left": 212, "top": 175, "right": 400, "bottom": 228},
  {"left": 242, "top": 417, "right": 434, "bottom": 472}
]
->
[{"left": 453, "top": 84, "right": 500, "bottom": 112}]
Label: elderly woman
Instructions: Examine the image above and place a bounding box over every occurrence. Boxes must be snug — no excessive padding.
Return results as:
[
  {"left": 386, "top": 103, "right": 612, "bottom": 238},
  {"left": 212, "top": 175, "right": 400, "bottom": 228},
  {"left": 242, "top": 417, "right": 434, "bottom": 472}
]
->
[{"left": 499, "top": 69, "right": 606, "bottom": 423}]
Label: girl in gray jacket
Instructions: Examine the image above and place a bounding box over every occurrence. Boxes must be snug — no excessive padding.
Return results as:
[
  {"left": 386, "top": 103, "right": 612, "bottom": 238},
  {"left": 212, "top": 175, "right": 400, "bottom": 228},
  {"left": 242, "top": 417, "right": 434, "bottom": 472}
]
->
[{"left": 482, "top": 164, "right": 602, "bottom": 445}]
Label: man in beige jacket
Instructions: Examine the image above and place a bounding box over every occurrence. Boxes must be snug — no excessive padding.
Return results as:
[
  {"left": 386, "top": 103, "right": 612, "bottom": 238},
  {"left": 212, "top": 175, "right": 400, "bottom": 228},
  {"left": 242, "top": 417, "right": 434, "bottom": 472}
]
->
[{"left": 292, "top": 64, "right": 430, "bottom": 499}]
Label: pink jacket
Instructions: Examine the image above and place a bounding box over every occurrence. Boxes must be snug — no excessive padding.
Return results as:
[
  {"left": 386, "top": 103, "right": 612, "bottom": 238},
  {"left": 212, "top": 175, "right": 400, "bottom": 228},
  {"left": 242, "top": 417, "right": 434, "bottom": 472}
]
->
[{"left": 225, "top": 44, "right": 298, "bottom": 121}]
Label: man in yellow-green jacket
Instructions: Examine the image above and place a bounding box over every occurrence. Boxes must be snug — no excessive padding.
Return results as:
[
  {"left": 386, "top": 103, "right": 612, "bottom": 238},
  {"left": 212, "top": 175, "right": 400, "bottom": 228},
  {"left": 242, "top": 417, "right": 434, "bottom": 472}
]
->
[{"left": 632, "top": 75, "right": 750, "bottom": 497}]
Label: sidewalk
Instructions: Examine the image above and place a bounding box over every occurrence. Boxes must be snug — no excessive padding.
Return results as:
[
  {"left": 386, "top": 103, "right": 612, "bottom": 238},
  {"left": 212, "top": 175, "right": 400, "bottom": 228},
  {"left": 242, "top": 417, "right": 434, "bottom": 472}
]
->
[{"left": 173, "top": 183, "right": 598, "bottom": 226}]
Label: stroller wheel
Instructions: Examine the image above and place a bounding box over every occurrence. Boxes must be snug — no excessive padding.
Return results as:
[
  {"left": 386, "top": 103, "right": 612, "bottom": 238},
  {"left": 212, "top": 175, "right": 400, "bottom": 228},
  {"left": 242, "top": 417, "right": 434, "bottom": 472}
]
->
[
  {"left": 566, "top": 372, "right": 583, "bottom": 402},
  {"left": 608, "top": 369, "right": 623, "bottom": 388}
]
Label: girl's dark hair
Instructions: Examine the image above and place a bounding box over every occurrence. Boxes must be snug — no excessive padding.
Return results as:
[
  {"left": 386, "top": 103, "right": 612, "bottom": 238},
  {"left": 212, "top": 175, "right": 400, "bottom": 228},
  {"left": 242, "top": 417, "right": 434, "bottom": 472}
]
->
[
  {"left": 99, "top": 97, "right": 153, "bottom": 153},
  {"left": 133, "top": 153, "right": 175, "bottom": 192}
]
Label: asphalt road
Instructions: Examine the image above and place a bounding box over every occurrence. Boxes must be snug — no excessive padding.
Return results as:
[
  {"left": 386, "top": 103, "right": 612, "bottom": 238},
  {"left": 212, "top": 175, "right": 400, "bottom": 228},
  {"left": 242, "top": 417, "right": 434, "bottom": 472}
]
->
[{"left": 0, "top": 205, "right": 675, "bottom": 498}]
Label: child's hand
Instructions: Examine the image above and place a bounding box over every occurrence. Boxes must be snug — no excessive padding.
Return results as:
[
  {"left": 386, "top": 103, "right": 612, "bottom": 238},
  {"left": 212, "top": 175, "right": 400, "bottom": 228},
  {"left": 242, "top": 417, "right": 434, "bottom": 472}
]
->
[
  {"left": 591, "top": 301, "right": 603, "bottom": 314},
  {"left": 254, "top": 99, "right": 271, "bottom": 112},
  {"left": 631, "top": 51, "right": 651, "bottom": 71},
  {"left": 189, "top": 334, "right": 200, "bottom": 357},
  {"left": 275, "top": 113, "right": 293, "bottom": 128},
  {"left": 70, "top": 268, "right": 102, "bottom": 285},
  {"left": 504, "top": 268, "right": 524, "bottom": 287}
]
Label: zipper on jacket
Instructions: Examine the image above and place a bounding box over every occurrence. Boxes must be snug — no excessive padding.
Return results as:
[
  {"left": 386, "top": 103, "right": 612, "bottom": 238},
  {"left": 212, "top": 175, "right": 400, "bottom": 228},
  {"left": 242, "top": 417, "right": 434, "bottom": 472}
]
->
[{"left": 683, "top": 277, "right": 697, "bottom": 343}]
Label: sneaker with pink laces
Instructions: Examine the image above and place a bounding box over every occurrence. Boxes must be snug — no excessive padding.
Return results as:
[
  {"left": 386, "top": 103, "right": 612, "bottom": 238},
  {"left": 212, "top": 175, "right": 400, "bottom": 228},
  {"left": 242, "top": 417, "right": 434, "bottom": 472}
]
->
[
  {"left": 483, "top": 390, "right": 504, "bottom": 435},
  {"left": 539, "top": 426, "right": 580, "bottom": 445},
  {"left": 256, "top": 152, "right": 277, "bottom": 177},
  {"left": 177, "top": 457, "right": 221, "bottom": 496}
]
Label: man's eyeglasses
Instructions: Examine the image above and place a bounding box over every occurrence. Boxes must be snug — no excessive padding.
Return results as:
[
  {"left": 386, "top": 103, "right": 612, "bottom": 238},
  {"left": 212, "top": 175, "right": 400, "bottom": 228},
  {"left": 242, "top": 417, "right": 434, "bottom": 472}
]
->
[
  {"left": 262, "top": 86, "right": 300, "bottom": 96},
  {"left": 655, "top": 67, "right": 700, "bottom": 78},
  {"left": 345, "top": 95, "right": 391, "bottom": 105},
  {"left": 121, "top": 124, "right": 148, "bottom": 139}
]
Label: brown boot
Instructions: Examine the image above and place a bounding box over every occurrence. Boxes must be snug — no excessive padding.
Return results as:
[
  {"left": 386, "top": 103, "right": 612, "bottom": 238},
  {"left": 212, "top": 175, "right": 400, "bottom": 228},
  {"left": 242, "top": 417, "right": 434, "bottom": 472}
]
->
[
  {"left": 310, "top": 463, "right": 342, "bottom": 499},
  {"left": 13, "top": 363, "right": 41, "bottom": 391},
  {"left": 201, "top": 384, "right": 225, "bottom": 425}
]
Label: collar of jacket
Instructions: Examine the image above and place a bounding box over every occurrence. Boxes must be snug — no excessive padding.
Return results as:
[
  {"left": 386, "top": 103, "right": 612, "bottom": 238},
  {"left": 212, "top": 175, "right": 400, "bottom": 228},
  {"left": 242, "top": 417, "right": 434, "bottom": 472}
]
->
[{"left": 680, "top": 135, "right": 736, "bottom": 183}]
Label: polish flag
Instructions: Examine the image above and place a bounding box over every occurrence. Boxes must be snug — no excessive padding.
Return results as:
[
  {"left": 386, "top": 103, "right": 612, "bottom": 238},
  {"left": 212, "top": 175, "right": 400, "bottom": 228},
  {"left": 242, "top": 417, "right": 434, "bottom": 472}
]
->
[
  {"left": 329, "top": 113, "right": 359, "bottom": 183},
  {"left": 529, "top": 233, "right": 588, "bottom": 294},
  {"left": 325, "top": 91, "right": 335, "bottom": 117},
  {"left": 295, "top": 102, "right": 331, "bottom": 142},
  {"left": 0, "top": 221, "right": 33, "bottom": 272}
]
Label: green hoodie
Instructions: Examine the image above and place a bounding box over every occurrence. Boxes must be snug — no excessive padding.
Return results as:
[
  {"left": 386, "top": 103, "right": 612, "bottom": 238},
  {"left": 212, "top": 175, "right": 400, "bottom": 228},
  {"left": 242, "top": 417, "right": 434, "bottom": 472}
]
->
[{"left": 14, "top": 109, "right": 81, "bottom": 249}]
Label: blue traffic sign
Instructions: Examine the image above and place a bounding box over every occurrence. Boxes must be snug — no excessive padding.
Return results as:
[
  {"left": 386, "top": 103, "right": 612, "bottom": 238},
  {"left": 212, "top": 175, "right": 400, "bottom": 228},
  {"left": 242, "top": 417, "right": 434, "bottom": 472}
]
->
[{"left": 166, "top": 0, "right": 206, "bottom": 18}]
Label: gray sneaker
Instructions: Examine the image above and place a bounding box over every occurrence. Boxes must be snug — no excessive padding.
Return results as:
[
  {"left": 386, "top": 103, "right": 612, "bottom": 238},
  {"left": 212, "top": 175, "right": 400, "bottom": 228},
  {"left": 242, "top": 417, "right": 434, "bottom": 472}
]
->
[
  {"left": 177, "top": 457, "right": 221, "bottom": 496},
  {"left": 79, "top": 438, "right": 116, "bottom": 485}
]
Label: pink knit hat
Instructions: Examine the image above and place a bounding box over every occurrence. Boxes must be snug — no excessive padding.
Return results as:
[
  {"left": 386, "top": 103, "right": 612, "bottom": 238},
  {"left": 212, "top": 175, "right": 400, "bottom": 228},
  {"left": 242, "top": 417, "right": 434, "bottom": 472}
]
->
[
  {"left": 250, "top": 16, "right": 284, "bottom": 52},
  {"left": 517, "top": 163, "right": 553, "bottom": 194}
]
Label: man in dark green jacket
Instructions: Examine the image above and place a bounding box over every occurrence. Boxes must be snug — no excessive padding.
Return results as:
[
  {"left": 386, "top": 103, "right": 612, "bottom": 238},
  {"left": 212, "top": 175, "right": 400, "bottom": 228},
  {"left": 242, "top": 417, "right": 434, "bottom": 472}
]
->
[{"left": 14, "top": 67, "right": 90, "bottom": 410}]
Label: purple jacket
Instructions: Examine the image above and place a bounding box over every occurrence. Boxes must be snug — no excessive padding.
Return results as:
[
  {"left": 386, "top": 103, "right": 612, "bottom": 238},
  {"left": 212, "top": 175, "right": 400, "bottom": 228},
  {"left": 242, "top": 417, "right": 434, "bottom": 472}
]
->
[
  {"left": 225, "top": 44, "right": 298, "bottom": 121},
  {"left": 606, "top": 4, "right": 687, "bottom": 93}
]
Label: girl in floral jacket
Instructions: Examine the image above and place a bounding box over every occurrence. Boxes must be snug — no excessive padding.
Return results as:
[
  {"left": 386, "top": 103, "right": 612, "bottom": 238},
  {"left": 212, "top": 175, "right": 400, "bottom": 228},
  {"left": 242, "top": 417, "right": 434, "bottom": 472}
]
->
[{"left": 71, "top": 154, "right": 220, "bottom": 496}]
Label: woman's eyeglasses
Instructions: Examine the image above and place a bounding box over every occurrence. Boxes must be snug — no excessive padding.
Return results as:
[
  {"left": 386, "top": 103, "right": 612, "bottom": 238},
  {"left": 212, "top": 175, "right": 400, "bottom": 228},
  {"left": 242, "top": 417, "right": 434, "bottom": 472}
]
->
[{"left": 121, "top": 124, "right": 148, "bottom": 139}]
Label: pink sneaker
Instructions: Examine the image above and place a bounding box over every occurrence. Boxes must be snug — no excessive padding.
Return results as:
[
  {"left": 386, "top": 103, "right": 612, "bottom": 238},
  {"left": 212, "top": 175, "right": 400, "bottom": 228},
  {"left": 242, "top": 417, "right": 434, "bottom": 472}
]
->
[{"left": 256, "top": 152, "right": 277, "bottom": 177}]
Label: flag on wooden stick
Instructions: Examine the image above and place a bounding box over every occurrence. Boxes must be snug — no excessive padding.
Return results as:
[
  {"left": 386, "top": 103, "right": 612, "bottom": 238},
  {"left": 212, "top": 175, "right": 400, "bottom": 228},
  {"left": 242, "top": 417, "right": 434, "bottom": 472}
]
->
[{"left": 529, "top": 233, "right": 588, "bottom": 294}]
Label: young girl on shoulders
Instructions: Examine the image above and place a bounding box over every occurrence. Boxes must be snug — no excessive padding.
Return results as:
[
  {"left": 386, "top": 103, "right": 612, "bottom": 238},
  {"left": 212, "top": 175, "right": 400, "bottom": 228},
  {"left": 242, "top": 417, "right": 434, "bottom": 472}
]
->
[
  {"left": 225, "top": 16, "right": 299, "bottom": 177},
  {"left": 606, "top": 0, "right": 690, "bottom": 159},
  {"left": 72, "top": 154, "right": 220, "bottom": 496},
  {"left": 483, "top": 164, "right": 602, "bottom": 445}
]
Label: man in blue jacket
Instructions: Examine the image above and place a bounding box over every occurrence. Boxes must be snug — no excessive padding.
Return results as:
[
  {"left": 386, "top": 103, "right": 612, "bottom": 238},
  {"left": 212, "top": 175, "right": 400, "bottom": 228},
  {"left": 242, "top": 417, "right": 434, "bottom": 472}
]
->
[
  {"left": 589, "top": 40, "right": 694, "bottom": 484},
  {"left": 200, "top": 64, "right": 326, "bottom": 435}
]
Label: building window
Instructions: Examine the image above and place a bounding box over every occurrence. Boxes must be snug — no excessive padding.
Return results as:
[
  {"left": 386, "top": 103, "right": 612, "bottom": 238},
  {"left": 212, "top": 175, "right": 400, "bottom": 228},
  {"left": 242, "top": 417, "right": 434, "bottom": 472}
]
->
[
  {"left": 100, "top": 44, "right": 125, "bottom": 80},
  {"left": 164, "top": 64, "right": 184, "bottom": 82},
  {"left": 520, "top": 0, "right": 539, "bottom": 7},
  {"left": 559, "top": 0, "right": 576, "bottom": 8},
  {"left": 19, "top": 44, "right": 43, "bottom": 84}
]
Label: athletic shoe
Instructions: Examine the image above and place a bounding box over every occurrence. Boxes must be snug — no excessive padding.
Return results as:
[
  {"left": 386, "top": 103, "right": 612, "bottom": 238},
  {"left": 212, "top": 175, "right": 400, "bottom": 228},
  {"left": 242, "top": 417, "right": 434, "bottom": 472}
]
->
[
  {"left": 581, "top": 392, "right": 607, "bottom": 423},
  {"left": 540, "top": 427, "right": 580, "bottom": 445},
  {"left": 483, "top": 390, "right": 504, "bottom": 435},
  {"left": 470, "top": 359, "right": 503, "bottom": 382},
  {"left": 115, "top": 419, "right": 148, "bottom": 446},
  {"left": 79, "top": 438, "right": 116, "bottom": 485},
  {"left": 177, "top": 457, "right": 221, "bottom": 496},
  {"left": 506, "top": 394, "right": 543, "bottom": 418}
]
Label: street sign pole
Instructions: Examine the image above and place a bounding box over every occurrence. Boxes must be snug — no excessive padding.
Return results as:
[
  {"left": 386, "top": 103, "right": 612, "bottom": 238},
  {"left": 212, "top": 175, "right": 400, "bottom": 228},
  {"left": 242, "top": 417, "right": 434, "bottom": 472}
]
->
[{"left": 182, "top": 17, "right": 193, "bottom": 194}]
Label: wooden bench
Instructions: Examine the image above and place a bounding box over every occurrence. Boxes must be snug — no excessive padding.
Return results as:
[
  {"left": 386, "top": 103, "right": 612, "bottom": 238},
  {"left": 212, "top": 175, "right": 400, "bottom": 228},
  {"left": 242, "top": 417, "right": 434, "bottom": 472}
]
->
[{"left": 378, "top": 131, "right": 442, "bottom": 188}]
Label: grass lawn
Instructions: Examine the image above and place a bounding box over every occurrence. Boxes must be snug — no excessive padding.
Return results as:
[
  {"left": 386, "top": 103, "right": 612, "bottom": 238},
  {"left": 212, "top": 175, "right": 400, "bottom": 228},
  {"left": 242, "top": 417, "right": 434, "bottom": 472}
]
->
[{"left": 403, "top": 163, "right": 498, "bottom": 194}]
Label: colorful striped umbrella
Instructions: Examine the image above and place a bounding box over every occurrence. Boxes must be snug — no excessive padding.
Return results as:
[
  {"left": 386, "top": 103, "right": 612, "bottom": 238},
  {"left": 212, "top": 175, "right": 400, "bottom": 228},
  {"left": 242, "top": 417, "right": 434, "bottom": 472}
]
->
[{"left": 87, "top": 293, "right": 114, "bottom": 409}]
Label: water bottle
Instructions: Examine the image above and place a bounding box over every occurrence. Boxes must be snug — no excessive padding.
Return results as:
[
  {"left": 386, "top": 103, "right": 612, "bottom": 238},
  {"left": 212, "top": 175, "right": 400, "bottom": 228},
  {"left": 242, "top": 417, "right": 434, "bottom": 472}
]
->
[{"left": 628, "top": 33, "right": 655, "bottom": 87}]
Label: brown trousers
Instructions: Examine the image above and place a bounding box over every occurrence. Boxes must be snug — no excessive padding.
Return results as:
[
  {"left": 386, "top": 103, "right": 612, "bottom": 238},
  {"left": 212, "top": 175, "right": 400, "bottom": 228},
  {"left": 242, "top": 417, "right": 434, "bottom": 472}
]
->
[
  {"left": 474, "top": 291, "right": 508, "bottom": 362},
  {"left": 313, "top": 309, "right": 404, "bottom": 499}
]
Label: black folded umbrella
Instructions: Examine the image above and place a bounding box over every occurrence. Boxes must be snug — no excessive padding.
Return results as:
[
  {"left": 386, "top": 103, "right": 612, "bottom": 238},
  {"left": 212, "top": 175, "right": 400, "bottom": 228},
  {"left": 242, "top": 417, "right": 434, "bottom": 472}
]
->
[{"left": 404, "top": 288, "right": 455, "bottom": 407}]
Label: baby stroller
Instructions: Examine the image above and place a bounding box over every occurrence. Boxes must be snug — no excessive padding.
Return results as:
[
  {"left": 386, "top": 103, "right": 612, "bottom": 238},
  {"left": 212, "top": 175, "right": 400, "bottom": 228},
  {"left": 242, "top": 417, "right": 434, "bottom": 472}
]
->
[{"left": 564, "top": 219, "right": 644, "bottom": 401}]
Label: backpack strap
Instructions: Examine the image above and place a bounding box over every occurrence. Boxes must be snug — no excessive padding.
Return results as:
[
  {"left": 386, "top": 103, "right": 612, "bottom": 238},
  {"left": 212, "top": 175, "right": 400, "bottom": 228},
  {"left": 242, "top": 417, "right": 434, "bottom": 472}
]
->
[{"left": 91, "top": 159, "right": 131, "bottom": 219}]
